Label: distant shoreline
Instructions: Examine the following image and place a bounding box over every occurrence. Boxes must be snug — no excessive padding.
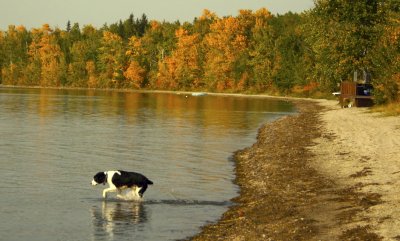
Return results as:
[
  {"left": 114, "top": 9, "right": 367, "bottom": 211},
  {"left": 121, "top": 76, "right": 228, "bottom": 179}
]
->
[{"left": 0, "top": 84, "right": 314, "bottom": 101}]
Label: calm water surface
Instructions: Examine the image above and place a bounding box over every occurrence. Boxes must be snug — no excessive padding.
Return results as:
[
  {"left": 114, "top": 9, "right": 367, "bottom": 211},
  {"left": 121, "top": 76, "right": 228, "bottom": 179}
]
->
[{"left": 0, "top": 88, "right": 294, "bottom": 241}]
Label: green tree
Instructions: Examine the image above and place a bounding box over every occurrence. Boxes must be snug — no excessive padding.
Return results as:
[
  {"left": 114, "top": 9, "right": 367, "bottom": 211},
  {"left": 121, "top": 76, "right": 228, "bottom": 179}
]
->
[
  {"left": 370, "top": 2, "right": 400, "bottom": 103},
  {"left": 0, "top": 25, "right": 31, "bottom": 85},
  {"left": 66, "top": 20, "right": 71, "bottom": 32},
  {"left": 247, "top": 9, "right": 275, "bottom": 92},
  {"left": 140, "top": 20, "right": 180, "bottom": 87},
  {"left": 98, "top": 31, "right": 126, "bottom": 87},
  {"left": 307, "top": 0, "right": 388, "bottom": 91},
  {"left": 123, "top": 14, "right": 137, "bottom": 38},
  {"left": 270, "top": 12, "right": 311, "bottom": 94}
]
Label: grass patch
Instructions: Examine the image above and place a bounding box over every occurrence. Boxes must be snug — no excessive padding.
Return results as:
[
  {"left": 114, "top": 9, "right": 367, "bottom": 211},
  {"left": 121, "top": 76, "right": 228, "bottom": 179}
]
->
[{"left": 372, "top": 102, "right": 400, "bottom": 116}]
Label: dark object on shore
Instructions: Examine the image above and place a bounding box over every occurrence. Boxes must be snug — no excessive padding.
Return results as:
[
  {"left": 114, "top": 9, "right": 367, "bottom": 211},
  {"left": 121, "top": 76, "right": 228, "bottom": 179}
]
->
[{"left": 339, "top": 81, "right": 374, "bottom": 108}]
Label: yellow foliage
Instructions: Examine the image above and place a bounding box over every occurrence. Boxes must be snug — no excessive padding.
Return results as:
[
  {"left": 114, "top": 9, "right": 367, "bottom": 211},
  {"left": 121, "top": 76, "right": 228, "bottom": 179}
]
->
[
  {"left": 386, "top": 17, "right": 400, "bottom": 44},
  {"left": 255, "top": 8, "right": 272, "bottom": 19},
  {"left": 175, "top": 28, "right": 187, "bottom": 38},
  {"left": 16, "top": 25, "right": 26, "bottom": 33},
  {"left": 26, "top": 29, "right": 64, "bottom": 86},
  {"left": 204, "top": 15, "right": 249, "bottom": 86},
  {"left": 239, "top": 9, "right": 253, "bottom": 17},
  {"left": 86, "top": 61, "right": 97, "bottom": 88},
  {"left": 41, "top": 24, "right": 52, "bottom": 34},
  {"left": 82, "top": 25, "right": 96, "bottom": 36},
  {"left": 156, "top": 57, "right": 179, "bottom": 89},
  {"left": 199, "top": 9, "right": 218, "bottom": 21},
  {"left": 126, "top": 36, "right": 145, "bottom": 57},
  {"left": 102, "top": 31, "right": 121, "bottom": 42},
  {"left": 1, "top": 63, "right": 18, "bottom": 85},
  {"left": 86, "top": 61, "right": 96, "bottom": 74}
]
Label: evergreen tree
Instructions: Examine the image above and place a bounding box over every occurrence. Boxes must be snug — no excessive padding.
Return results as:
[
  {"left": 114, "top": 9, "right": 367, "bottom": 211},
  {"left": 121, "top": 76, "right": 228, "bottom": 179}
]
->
[
  {"left": 123, "top": 14, "right": 136, "bottom": 38},
  {"left": 66, "top": 20, "right": 71, "bottom": 32},
  {"left": 137, "top": 14, "right": 149, "bottom": 37}
]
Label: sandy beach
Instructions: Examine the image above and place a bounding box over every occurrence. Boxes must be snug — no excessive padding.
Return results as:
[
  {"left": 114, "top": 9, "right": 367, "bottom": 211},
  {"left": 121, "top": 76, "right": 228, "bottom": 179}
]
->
[
  {"left": 311, "top": 100, "right": 400, "bottom": 240},
  {"left": 191, "top": 99, "right": 400, "bottom": 240}
]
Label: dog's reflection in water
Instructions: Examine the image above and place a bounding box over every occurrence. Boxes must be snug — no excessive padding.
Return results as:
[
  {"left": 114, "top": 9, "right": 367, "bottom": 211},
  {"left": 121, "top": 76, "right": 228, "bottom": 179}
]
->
[{"left": 91, "top": 200, "right": 147, "bottom": 239}]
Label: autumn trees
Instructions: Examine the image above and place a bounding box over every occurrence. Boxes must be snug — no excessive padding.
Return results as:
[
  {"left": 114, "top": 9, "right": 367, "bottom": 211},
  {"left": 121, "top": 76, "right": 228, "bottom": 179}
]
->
[
  {"left": 124, "top": 36, "right": 146, "bottom": 88},
  {"left": 0, "top": 6, "right": 399, "bottom": 103},
  {"left": 0, "top": 10, "right": 297, "bottom": 92}
]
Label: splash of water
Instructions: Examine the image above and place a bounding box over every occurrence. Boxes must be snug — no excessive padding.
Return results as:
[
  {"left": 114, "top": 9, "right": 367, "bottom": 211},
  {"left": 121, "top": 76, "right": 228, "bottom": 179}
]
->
[{"left": 116, "top": 189, "right": 143, "bottom": 201}]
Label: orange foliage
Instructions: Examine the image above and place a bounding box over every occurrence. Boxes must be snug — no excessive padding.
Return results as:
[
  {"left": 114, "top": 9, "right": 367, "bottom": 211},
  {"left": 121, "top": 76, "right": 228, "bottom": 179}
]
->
[
  {"left": 124, "top": 61, "right": 145, "bottom": 88},
  {"left": 156, "top": 27, "right": 202, "bottom": 89},
  {"left": 125, "top": 36, "right": 147, "bottom": 88},
  {"left": 303, "top": 82, "right": 319, "bottom": 92},
  {"left": 150, "top": 21, "right": 160, "bottom": 31}
]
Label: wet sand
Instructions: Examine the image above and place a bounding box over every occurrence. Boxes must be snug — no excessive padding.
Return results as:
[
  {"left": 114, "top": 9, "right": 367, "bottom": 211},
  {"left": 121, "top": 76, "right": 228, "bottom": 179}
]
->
[{"left": 190, "top": 99, "right": 400, "bottom": 240}]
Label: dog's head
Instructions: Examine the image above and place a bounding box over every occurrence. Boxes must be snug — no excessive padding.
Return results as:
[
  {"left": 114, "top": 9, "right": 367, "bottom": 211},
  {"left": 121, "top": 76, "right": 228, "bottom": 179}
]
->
[{"left": 91, "top": 172, "right": 107, "bottom": 186}]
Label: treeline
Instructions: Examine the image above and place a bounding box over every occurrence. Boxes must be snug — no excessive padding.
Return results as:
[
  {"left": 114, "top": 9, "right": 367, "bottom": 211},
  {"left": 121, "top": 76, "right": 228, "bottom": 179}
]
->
[{"left": 0, "top": 1, "right": 399, "bottom": 103}]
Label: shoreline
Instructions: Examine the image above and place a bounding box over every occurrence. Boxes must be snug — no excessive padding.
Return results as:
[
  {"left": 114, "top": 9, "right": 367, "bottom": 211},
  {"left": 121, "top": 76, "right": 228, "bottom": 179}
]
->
[
  {"left": 190, "top": 100, "right": 400, "bottom": 240},
  {"left": 0, "top": 84, "right": 315, "bottom": 101}
]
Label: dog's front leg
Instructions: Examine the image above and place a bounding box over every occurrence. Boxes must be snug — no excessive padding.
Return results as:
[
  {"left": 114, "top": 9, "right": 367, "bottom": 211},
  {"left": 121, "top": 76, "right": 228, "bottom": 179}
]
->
[
  {"left": 103, "top": 189, "right": 108, "bottom": 198},
  {"left": 102, "top": 188, "right": 115, "bottom": 198}
]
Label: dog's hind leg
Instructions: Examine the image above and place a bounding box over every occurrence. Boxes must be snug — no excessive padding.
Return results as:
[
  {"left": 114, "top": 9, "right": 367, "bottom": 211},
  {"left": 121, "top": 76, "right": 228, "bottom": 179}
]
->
[
  {"left": 138, "top": 184, "right": 148, "bottom": 198},
  {"left": 116, "top": 189, "right": 124, "bottom": 199},
  {"left": 132, "top": 186, "right": 141, "bottom": 198}
]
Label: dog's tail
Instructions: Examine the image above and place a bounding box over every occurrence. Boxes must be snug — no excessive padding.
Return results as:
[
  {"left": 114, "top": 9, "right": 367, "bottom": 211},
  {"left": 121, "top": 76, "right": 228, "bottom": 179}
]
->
[{"left": 147, "top": 179, "right": 153, "bottom": 185}]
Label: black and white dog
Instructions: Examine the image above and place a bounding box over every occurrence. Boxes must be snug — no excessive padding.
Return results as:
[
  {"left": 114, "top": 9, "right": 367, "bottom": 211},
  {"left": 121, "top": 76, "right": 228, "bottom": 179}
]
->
[{"left": 91, "top": 170, "right": 153, "bottom": 199}]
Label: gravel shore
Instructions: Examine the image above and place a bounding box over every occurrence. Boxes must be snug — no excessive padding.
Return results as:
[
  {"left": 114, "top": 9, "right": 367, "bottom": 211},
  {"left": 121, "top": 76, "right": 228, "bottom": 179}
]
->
[{"left": 190, "top": 100, "right": 400, "bottom": 240}]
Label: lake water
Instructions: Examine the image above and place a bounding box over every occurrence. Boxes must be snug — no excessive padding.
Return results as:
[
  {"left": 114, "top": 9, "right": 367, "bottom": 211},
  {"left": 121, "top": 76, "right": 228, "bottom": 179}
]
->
[{"left": 0, "top": 88, "right": 294, "bottom": 241}]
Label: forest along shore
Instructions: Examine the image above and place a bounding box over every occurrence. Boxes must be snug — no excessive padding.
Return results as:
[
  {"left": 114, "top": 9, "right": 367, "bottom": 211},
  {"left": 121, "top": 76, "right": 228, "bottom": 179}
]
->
[{"left": 190, "top": 100, "right": 400, "bottom": 240}]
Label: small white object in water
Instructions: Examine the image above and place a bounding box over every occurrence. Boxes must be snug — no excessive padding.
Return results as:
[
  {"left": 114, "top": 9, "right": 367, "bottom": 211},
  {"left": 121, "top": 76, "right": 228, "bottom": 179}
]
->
[{"left": 191, "top": 92, "right": 207, "bottom": 97}]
